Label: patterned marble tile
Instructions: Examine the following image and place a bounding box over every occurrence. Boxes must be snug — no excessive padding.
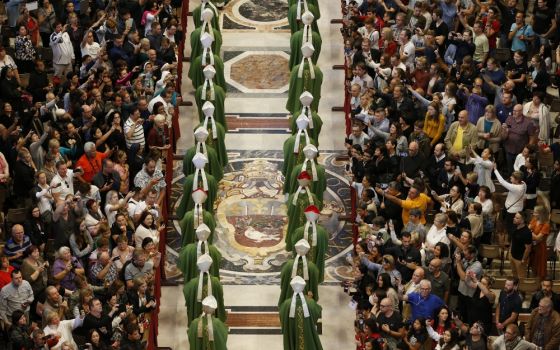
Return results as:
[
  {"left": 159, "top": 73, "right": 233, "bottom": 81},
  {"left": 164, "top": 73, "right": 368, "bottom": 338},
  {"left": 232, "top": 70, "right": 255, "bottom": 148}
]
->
[
  {"left": 221, "top": 0, "right": 290, "bottom": 32},
  {"left": 225, "top": 51, "right": 291, "bottom": 94},
  {"left": 164, "top": 151, "right": 354, "bottom": 285}
]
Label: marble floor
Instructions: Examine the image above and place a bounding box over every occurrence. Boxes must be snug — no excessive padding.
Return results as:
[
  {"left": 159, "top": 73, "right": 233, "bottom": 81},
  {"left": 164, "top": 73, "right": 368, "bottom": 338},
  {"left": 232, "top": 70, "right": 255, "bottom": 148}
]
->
[{"left": 159, "top": 0, "right": 353, "bottom": 348}]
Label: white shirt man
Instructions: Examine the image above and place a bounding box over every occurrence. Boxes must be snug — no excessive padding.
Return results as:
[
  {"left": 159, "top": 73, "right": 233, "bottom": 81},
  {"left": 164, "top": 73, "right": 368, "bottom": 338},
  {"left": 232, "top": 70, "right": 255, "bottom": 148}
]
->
[
  {"left": 399, "top": 30, "right": 415, "bottom": 71},
  {"left": 50, "top": 163, "right": 77, "bottom": 201},
  {"left": 50, "top": 23, "right": 75, "bottom": 77}
]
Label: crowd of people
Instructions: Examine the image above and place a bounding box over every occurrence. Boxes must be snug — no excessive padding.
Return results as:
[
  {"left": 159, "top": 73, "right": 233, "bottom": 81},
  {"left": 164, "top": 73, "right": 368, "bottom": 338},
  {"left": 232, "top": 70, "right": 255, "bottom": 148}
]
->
[
  {"left": 340, "top": 0, "right": 560, "bottom": 348},
  {"left": 0, "top": 0, "right": 185, "bottom": 348}
]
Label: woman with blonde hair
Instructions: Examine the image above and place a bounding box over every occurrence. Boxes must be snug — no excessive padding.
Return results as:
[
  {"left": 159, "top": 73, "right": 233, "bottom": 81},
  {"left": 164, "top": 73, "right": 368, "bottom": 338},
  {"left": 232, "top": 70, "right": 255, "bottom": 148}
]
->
[
  {"left": 423, "top": 102, "right": 446, "bottom": 146},
  {"left": 379, "top": 27, "right": 397, "bottom": 56},
  {"left": 529, "top": 205, "right": 550, "bottom": 279}
]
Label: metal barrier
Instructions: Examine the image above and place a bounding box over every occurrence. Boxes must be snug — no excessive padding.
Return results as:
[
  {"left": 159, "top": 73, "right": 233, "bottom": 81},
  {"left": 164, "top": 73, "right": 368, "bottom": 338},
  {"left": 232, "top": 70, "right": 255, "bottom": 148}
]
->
[{"left": 145, "top": 0, "right": 189, "bottom": 347}]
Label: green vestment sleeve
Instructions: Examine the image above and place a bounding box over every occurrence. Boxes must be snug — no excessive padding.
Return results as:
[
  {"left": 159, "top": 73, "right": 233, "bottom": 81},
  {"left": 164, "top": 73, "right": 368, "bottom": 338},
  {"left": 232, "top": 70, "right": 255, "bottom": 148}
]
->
[
  {"left": 192, "top": 3, "right": 220, "bottom": 31},
  {"left": 188, "top": 315, "right": 229, "bottom": 350},
  {"left": 183, "top": 274, "right": 226, "bottom": 325},
  {"left": 285, "top": 62, "right": 323, "bottom": 114},
  {"left": 183, "top": 146, "right": 224, "bottom": 182},
  {"left": 290, "top": 224, "right": 328, "bottom": 282},
  {"left": 287, "top": 3, "right": 320, "bottom": 35},
  {"left": 289, "top": 29, "right": 322, "bottom": 70},
  {"left": 176, "top": 173, "right": 218, "bottom": 218},
  {"left": 288, "top": 0, "right": 321, "bottom": 17},
  {"left": 278, "top": 259, "right": 319, "bottom": 306},
  {"left": 279, "top": 296, "right": 323, "bottom": 350},
  {"left": 179, "top": 209, "right": 217, "bottom": 246},
  {"left": 286, "top": 162, "right": 326, "bottom": 203},
  {"left": 188, "top": 54, "right": 226, "bottom": 91},
  {"left": 178, "top": 243, "right": 222, "bottom": 282},
  {"left": 194, "top": 122, "right": 228, "bottom": 167},
  {"left": 190, "top": 28, "right": 223, "bottom": 61},
  {"left": 286, "top": 191, "right": 322, "bottom": 251},
  {"left": 195, "top": 84, "right": 227, "bottom": 130}
]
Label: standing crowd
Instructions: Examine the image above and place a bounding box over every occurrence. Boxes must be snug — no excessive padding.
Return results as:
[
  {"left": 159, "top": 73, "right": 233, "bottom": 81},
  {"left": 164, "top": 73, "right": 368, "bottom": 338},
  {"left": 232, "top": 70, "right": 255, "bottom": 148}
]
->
[
  {"left": 0, "top": 0, "right": 183, "bottom": 348},
  {"left": 340, "top": 0, "right": 560, "bottom": 348}
]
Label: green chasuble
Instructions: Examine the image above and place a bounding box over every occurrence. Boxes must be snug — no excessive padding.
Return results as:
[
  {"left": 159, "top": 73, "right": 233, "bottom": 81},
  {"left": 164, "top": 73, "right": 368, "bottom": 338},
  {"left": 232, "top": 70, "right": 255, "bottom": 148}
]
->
[
  {"left": 278, "top": 258, "right": 319, "bottom": 305},
  {"left": 285, "top": 62, "right": 323, "bottom": 114},
  {"left": 179, "top": 208, "right": 217, "bottom": 246},
  {"left": 183, "top": 145, "right": 224, "bottom": 182},
  {"left": 195, "top": 84, "right": 226, "bottom": 129},
  {"left": 286, "top": 162, "right": 326, "bottom": 203},
  {"left": 289, "top": 29, "right": 322, "bottom": 70},
  {"left": 279, "top": 296, "right": 323, "bottom": 350},
  {"left": 286, "top": 191, "right": 322, "bottom": 251},
  {"left": 290, "top": 224, "right": 328, "bottom": 282},
  {"left": 289, "top": 108, "right": 322, "bottom": 141},
  {"left": 183, "top": 274, "right": 226, "bottom": 325},
  {"left": 288, "top": 0, "right": 321, "bottom": 17},
  {"left": 188, "top": 54, "right": 226, "bottom": 91},
  {"left": 190, "top": 28, "right": 223, "bottom": 62},
  {"left": 192, "top": 3, "right": 220, "bottom": 31},
  {"left": 178, "top": 243, "right": 222, "bottom": 282},
  {"left": 188, "top": 315, "right": 228, "bottom": 350},
  {"left": 282, "top": 133, "right": 317, "bottom": 177},
  {"left": 194, "top": 122, "right": 228, "bottom": 167},
  {"left": 288, "top": 3, "right": 320, "bottom": 35},
  {"left": 176, "top": 174, "right": 218, "bottom": 218}
]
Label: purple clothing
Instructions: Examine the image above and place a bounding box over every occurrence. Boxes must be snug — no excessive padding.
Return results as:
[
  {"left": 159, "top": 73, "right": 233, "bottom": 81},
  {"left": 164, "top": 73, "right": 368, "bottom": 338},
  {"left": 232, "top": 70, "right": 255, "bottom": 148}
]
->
[
  {"left": 503, "top": 115, "right": 536, "bottom": 155},
  {"left": 51, "top": 257, "right": 82, "bottom": 291},
  {"left": 459, "top": 90, "right": 488, "bottom": 124}
]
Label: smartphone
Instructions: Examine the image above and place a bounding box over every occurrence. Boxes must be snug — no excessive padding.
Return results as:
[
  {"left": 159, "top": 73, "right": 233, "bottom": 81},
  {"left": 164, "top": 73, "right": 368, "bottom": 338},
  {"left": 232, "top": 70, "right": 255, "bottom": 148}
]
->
[
  {"left": 112, "top": 256, "right": 120, "bottom": 261},
  {"left": 345, "top": 164, "right": 351, "bottom": 172}
]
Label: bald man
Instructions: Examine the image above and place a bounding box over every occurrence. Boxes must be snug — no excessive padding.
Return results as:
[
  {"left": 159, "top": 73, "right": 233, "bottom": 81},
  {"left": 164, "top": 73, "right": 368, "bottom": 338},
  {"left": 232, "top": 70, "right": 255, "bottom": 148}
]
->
[
  {"left": 401, "top": 268, "right": 424, "bottom": 321},
  {"left": 377, "top": 298, "right": 405, "bottom": 348},
  {"left": 425, "top": 258, "right": 450, "bottom": 303}
]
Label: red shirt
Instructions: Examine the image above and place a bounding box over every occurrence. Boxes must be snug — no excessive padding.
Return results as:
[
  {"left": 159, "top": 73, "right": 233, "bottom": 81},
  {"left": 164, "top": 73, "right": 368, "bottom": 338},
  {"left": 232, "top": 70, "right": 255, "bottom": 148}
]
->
[
  {"left": 482, "top": 17, "right": 500, "bottom": 49},
  {"left": 75, "top": 152, "right": 108, "bottom": 183},
  {"left": 0, "top": 266, "right": 14, "bottom": 289}
]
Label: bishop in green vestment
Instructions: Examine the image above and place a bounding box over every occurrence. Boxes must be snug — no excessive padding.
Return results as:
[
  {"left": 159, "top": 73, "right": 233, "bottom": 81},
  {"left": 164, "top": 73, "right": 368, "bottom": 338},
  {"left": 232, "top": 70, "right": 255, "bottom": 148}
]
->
[
  {"left": 179, "top": 196, "right": 217, "bottom": 246},
  {"left": 195, "top": 66, "right": 226, "bottom": 129},
  {"left": 188, "top": 33, "right": 226, "bottom": 90},
  {"left": 188, "top": 296, "right": 228, "bottom": 350},
  {"left": 290, "top": 205, "right": 328, "bottom": 282},
  {"left": 183, "top": 127, "right": 224, "bottom": 182},
  {"left": 288, "top": 0, "right": 320, "bottom": 16},
  {"left": 183, "top": 254, "right": 226, "bottom": 325},
  {"left": 288, "top": 12, "right": 322, "bottom": 69},
  {"left": 190, "top": 24, "right": 222, "bottom": 62},
  {"left": 288, "top": 2, "right": 320, "bottom": 35},
  {"left": 178, "top": 224, "right": 221, "bottom": 281},
  {"left": 286, "top": 43, "right": 323, "bottom": 114},
  {"left": 286, "top": 144, "right": 326, "bottom": 202},
  {"left": 195, "top": 101, "right": 228, "bottom": 167},
  {"left": 278, "top": 239, "right": 319, "bottom": 305},
  {"left": 192, "top": 1, "right": 220, "bottom": 30},
  {"left": 286, "top": 171, "right": 322, "bottom": 251},
  {"left": 177, "top": 153, "right": 218, "bottom": 217},
  {"left": 279, "top": 276, "right": 323, "bottom": 350},
  {"left": 282, "top": 114, "right": 317, "bottom": 177},
  {"left": 289, "top": 91, "right": 322, "bottom": 141}
]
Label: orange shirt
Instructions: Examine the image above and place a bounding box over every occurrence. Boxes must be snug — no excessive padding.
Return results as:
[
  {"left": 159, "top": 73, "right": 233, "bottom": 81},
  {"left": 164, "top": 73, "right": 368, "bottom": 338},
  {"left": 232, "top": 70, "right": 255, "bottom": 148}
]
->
[
  {"left": 400, "top": 193, "right": 432, "bottom": 225},
  {"left": 75, "top": 152, "right": 108, "bottom": 183}
]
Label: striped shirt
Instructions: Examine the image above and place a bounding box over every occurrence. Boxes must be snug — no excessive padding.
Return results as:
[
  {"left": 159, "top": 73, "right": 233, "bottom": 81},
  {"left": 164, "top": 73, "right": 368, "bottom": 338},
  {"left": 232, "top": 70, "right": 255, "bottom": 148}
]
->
[{"left": 124, "top": 118, "right": 145, "bottom": 150}]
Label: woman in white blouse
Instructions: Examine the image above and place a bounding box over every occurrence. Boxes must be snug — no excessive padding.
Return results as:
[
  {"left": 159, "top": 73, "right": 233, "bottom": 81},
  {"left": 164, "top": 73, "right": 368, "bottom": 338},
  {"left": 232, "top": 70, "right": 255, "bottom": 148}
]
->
[
  {"left": 134, "top": 211, "right": 162, "bottom": 249},
  {"left": 43, "top": 311, "right": 83, "bottom": 350},
  {"left": 424, "top": 213, "right": 451, "bottom": 251}
]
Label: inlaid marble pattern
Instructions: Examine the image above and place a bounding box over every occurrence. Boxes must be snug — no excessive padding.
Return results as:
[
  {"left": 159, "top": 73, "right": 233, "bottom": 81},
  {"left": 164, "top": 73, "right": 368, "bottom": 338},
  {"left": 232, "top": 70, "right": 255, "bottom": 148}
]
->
[
  {"left": 221, "top": 0, "right": 290, "bottom": 31},
  {"left": 225, "top": 51, "right": 290, "bottom": 93},
  {"left": 165, "top": 151, "right": 354, "bottom": 285}
]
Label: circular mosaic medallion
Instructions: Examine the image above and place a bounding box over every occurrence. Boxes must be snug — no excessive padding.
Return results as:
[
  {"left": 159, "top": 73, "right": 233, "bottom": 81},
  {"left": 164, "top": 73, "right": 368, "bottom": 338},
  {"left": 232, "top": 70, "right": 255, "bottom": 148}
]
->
[{"left": 238, "top": 0, "right": 288, "bottom": 22}]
